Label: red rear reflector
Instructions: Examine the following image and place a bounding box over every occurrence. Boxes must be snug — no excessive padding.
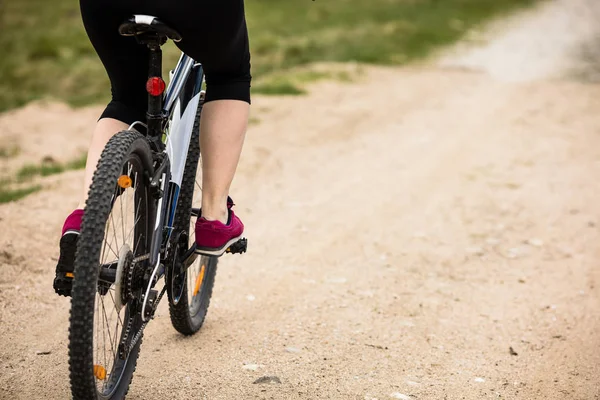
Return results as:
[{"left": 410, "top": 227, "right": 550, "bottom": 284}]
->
[{"left": 146, "top": 77, "right": 166, "bottom": 96}]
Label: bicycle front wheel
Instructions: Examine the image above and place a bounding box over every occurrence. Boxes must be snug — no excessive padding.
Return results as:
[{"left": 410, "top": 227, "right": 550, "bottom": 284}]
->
[{"left": 69, "top": 130, "right": 156, "bottom": 399}]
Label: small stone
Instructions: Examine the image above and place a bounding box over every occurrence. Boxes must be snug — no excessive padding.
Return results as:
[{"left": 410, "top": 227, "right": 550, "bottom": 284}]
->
[
  {"left": 486, "top": 237, "right": 500, "bottom": 246},
  {"left": 246, "top": 294, "right": 256, "bottom": 301},
  {"left": 406, "top": 380, "right": 420, "bottom": 386},
  {"left": 242, "top": 364, "right": 263, "bottom": 371},
  {"left": 365, "top": 344, "right": 388, "bottom": 350},
  {"left": 327, "top": 277, "right": 347, "bottom": 284},
  {"left": 466, "top": 246, "right": 484, "bottom": 256},
  {"left": 509, "top": 347, "right": 518, "bottom": 356},
  {"left": 253, "top": 376, "right": 282, "bottom": 385},
  {"left": 474, "top": 377, "right": 485, "bottom": 383},
  {"left": 285, "top": 347, "right": 301, "bottom": 353},
  {"left": 527, "top": 238, "right": 544, "bottom": 247},
  {"left": 390, "top": 393, "right": 412, "bottom": 400},
  {"left": 507, "top": 247, "right": 526, "bottom": 258}
]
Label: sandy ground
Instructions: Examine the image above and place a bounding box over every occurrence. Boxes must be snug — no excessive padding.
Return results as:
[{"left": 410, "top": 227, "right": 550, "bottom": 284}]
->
[{"left": 1, "top": 0, "right": 600, "bottom": 399}]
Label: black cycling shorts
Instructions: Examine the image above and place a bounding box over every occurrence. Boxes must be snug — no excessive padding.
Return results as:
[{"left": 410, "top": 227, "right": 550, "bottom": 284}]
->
[{"left": 80, "top": 0, "right": 251, "bottom": 125}]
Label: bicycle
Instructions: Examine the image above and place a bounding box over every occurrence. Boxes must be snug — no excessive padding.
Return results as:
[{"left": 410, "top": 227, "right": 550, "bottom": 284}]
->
[{"left": 67, "top": 15, "right": 247, "bottom": 399}]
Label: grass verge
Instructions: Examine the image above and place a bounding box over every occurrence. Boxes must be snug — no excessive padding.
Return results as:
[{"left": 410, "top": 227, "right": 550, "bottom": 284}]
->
[
  {"left": 0, "top": 146, "right": 21, "bottom": 159},
  {"left": 0, "top": 0, "right": 539, "bottom": 111},
  {"left": 17, "top": 154, "right": 87, "bottom": 181},
  {"left": 0, "top": 186, "right": 42, "bottom": 204},
  {"left": 0, "top": 154, "right": 86, "bottom": 204}
]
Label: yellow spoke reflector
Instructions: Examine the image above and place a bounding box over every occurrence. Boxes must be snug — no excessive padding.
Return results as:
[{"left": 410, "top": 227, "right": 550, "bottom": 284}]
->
[
  {"left": 193, "top": 264, "right": 206, "bottom": 296},
  {"left": 117, "top": 175, "right": 133, "bottom": 189},
  {"left": 93, "top": 365, "right": 107, "bottom": 380},
  {"left": 65, "top": 272, "right": 74, "bottom": 278}
]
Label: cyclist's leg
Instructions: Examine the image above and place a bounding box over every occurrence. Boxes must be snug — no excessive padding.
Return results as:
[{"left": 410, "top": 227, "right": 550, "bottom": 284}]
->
[
  {"left": 169, "top": 0, "right": 251, "bottom": 225},
  {"left": 55, "top": 0, "right": 149, "bottom": 295},
  {"left": 197, "top": 101, "right": 248, "bottom": 223},
  {"left": 77, "top": 119, "right": 128, "bottom": 209},
  {"left": 78, "top": 0, "right": 148, "bottom": 208}
]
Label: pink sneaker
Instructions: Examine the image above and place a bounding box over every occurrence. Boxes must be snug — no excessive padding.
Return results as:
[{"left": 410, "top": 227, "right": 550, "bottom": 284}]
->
[
  {"left": 195, "top": 208, "right": 246, "bottom": 256},
  {"left": 54, "top": 209, "right": 84, "bottom": 297}
]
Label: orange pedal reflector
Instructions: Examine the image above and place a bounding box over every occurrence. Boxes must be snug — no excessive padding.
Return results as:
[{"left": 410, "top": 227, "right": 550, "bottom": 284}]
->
[
  {"left": 193, "top": 265, "right": 206, "bottom": 296},
  {"left": 65, "top": 272, "right": 74, "bottom": 278},
  {"left": 117, "top": 175, "right": 132, "bottom": 189},
  {"left": 93, "top": 365, "right": 107, "bottom": 380}
]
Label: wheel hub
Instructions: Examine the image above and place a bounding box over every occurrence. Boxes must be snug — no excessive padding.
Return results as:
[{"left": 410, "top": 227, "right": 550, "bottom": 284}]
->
[{"left": 114, "top": 245, "right": 133, "bottom": 312}]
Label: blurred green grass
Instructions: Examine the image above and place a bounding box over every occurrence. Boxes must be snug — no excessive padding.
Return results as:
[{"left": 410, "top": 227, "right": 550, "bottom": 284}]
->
[
  {"left": 0, "top": 186, "right": 42, "bottom": 204},
  {"left": 17, "top": 154, "right": 87, "bottom": 181},
  {"left": 0, "top": 154, "right": 86, "bottom": 203},
  {"left": 0, "top": 0, "right": 538, "bottom": 111}
]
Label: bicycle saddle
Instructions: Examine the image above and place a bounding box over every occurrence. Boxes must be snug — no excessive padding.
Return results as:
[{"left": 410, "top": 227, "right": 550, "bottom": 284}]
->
[{"left": 118, "top": 15, "right": 182, "bottom": 42}]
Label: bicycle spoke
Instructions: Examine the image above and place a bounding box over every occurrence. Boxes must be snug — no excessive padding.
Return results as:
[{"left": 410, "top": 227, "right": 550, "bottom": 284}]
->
[
  {"left": 103, "top": 219, "right": 120, "bottom": 261},
  {"left": 110, "top": 208, "right": 120, "bottom": 254},
  {"left": 124, "top": 172, "right": 136, "bottom": 243},
  {"left": 100, "top": 296, "right": 108, "bottom": 388},
  {"left": 100, "top": 297, "right": 116, "bottom": 361},
  {"left": 108, "top": 290, "right": 124, "bottom": 330},
  {"left": 126, "top": 196, "right": 142, "bottom": 246},
  {"left": 120, "top": 194, "right": 125, "bottom": 243}
]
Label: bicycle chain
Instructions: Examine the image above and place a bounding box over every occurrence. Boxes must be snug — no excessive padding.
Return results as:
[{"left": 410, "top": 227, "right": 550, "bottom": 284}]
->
[
  {"left": 119, "top": 315, "right": 134, "bottom": 359},
  {"left": 118, "top": 255, "right": 153, "bottom": 360},
  {"left": 120, "top": 285, "right": 167, "bottom": 357}
]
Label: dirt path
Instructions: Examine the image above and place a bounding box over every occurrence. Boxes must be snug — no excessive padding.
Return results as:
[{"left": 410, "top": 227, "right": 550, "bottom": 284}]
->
[{"left": 1, "top": 1, "right": 600, "bottom": 399}]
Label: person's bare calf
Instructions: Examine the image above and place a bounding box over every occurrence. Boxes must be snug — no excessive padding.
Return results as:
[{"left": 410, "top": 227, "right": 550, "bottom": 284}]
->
[
  {"left": 77, "top": 118, "right": 129, "bottom": 209},
  {"left": 199, "top": 99, "right": 249, "bottom": 224}
]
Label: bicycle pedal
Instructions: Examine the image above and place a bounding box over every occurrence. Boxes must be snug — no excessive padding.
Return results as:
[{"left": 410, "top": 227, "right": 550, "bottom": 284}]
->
[
  {"left": 226, "top": 238, "right": 248, "bottom": 254},
  {"left": 53, "top": 274, "right": 73, "bottom": 297}
]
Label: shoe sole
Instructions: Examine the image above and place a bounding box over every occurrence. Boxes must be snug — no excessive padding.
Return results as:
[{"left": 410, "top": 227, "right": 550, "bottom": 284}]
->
[
  {"left": 195, "top": 235, "right": 244, "bottom": 257},
  {"left": 54, "top": 232, "right": 79, "bottom": 297}
]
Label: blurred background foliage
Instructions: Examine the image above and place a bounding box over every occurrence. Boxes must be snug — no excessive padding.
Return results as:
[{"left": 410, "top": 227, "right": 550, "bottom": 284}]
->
[{"left": 0, "top": 0, "right": 537, "bottom": 112}]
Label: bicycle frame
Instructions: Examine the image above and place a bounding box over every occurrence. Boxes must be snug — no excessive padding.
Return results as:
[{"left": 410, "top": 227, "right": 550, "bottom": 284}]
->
[{"left": 136, "top": 52, "right": 204, "bottom": 320}]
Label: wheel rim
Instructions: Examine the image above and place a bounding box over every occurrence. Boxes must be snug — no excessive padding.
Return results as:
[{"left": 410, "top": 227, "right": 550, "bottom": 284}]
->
[
  {"left": 170, "top": 231, "right": 189, "bottom": 305},
  {"left": 187, "top": 256, "right": 210, "bottom": 316}
]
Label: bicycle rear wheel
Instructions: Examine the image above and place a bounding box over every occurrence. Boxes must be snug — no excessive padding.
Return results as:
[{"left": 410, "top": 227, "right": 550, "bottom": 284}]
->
[
  {"left": 167, "top": 99, "right": 219, "bottom": 336},
  {"left": 69, "top": 130, "right": 156, "bottom": 399}
]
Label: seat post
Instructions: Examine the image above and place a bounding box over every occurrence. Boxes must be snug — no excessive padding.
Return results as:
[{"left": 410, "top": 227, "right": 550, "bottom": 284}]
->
[
  {"left": 118, "top": 16, "right": 181, "bottom": 147},
  {"left": 146, "top": 40, "right": 164, "bottom": 142}
]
